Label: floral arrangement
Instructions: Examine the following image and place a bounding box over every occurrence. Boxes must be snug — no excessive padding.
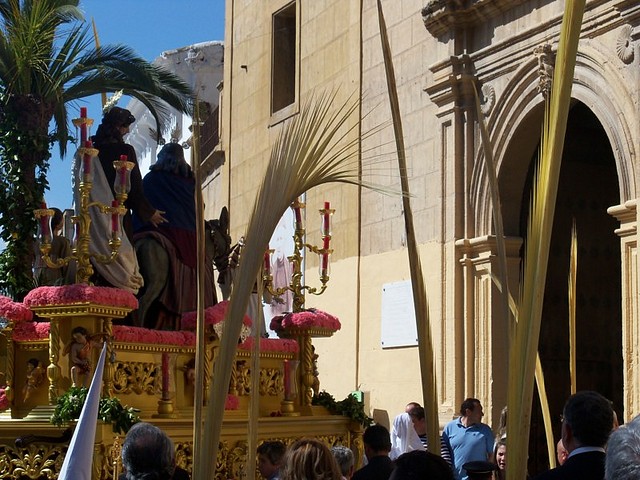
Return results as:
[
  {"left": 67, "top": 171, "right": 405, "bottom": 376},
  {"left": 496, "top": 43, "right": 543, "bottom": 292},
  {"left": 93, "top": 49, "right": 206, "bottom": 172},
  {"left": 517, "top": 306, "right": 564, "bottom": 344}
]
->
[
  {"left": 270, "top": 308, "right": 341, "bottom": 333},
  {"left": 181, "top": 300, "right": 252, "bottom": 342},
  {"left": 113, "top": 325, "right": 195, "bottom": 347},
  {"left": 13, "top": 321, "right": 50, "bottom": 341},
  {"left": 24, "top": 285, "right": 138, "bottom": 310},
  {"left": 0, "top": 387, "right": 8, "bottom": 411},
  {"left": 51, "top": 386, "right": 140, "bottom": 434},
  {"left": 0, "top": 294, "right": 33, "bottom": 324},
  {"left": 238, "top": 337, "right": 299, "bottom": 354}
]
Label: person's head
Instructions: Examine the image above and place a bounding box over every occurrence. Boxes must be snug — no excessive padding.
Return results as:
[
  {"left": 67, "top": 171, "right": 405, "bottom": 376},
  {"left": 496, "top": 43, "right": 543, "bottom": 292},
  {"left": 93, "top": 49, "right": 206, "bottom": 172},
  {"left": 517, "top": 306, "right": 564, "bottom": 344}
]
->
[
  {"left": 26, "top": 358, "right": 39, "bottom": 373},
  {"left": 561, "top": 390, "right": 613, "bottom": 451},
  {"left": 556, "top": 438, "right": 568, "bottom": 466},
  {"left": 51, "top": 208, "right": 64, "bottom": 234},
  {"left": 407, "top": 406, "right": 426, "bottom": 435},
  {"left": 389, "top": 450, "right": 454, "bottom": 480},
  {"left": 362, "top": 424, "right": 391, "bottom": 460},
  {"left": 494, "top": 439, "right": 506, "bottom": 471},
  {"left": 605, "top": 414, "right": 640, "bottom": 480},
  {"left": 463, "top": 461, "right": 496, "bottom": 480},
  {"left": 121, "top": 422, "right": 176, "bottom": 480},
  {"left": 281, "top": 438, "right": 342, "bottom": 480},
  {"left": 405, "top": 401, "right": 421, "bottom": 413},
  {"left": 151, "top": 142, "right": 193, "bottom": 178},
  {"left": 94, "top": 106, "right": 136, "bottom": 144},
  {"left": 460, "top": 398, "right": 483, "bottom": 424},
  {"left": 257, "top": 440, "right": 286, "bottom": 479},
  {"left": 331, "top": 446, "right": 354, "bottom": 479},
  {"left": 71, "top": 326, "right": 89, "bottom": 344}
]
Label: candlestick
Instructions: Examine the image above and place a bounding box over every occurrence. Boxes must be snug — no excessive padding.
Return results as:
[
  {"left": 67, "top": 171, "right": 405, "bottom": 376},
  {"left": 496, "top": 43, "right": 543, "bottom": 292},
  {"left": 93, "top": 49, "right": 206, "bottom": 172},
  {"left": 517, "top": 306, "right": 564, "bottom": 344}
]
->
[
  {"left": 39, "top": 202, "right": 51, "bottom": 243},
  {"left": 322, "top": 201, "right": 331, "bottom": 234},
  {"left": 81, "top": 141, "right": 92, "bottom": 183},
  {"left": 292, "top": 198, "right": 303, "bottom": 227},
  {"left": 111, "top": 200, "right": 119, "bottom": 234},
  {"left": 113, "top": 155, "right": 134, "bottom": 197}
]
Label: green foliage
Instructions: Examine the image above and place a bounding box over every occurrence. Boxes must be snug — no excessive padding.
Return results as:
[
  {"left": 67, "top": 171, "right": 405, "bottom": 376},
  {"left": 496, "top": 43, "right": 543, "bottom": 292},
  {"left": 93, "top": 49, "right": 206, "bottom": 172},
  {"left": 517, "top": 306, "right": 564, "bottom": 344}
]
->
[
  {"left": 312, "top": 390, "right": 372, "bottom": 427},
  {"left": 51, "top": 386, "right": 140, "bottom": 434}
]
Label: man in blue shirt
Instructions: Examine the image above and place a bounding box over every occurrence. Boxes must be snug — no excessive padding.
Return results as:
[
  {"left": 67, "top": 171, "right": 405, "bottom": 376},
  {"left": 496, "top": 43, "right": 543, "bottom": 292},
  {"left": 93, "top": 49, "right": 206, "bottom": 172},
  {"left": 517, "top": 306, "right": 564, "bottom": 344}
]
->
[{"left": 441, "top": 398, "right": 494, "bottom": 480}]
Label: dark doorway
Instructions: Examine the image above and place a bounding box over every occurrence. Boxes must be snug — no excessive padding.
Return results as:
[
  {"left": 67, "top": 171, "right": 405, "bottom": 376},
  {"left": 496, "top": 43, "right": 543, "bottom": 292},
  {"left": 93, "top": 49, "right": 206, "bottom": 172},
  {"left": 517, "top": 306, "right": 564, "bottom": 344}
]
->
[{"left": 519, "top": 102, "right": 623, "bottom": 475}]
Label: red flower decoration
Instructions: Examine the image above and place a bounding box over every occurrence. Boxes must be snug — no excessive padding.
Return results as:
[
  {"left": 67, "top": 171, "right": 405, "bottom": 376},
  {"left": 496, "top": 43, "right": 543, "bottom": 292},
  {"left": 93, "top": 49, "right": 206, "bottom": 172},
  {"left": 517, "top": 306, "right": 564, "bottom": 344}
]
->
[
  {"left": 13, "top": 321, "right": 50, "bottom": 341},
  {"left": 270, "top": 308, "right": 341, "bottom": 332},
  {"left": 181, "top": 300, "right": 252, "bottom": 331},
  {"left": 24, "top": 285, "right": 138, "bottom": 310},
  {"left": 0, "top": 295, "right": 33, "bottom": 323},
  {"left": 238, "top": 337, "right": 299, "bottom": 353},
  {"left": 113, "top": 325, "right": 196, "bottom": 346}
]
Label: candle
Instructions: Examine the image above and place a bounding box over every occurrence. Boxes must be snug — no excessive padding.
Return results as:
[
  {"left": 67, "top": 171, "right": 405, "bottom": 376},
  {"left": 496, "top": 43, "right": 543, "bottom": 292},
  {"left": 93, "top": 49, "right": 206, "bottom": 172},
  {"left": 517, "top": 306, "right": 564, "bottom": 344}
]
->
[
  {"left": 119, "top": 155, "right": 127, "bottom": 188},
  {"left": 322, "top": 201, "right": 331, "bottom": 235},
  {"left": 111, "top": 200, "right": 119, "bottom": 234},
  {"left": 80, "top": 107, "right": 87, "bottom": 143},
  {"left": 293, "top": 198, "right": 302, "bottom": 226},
  {"left": 161, "top": 352, "right": 169, "bottom": 400},
  {"left": 264, "top": 247, "right": 271, "bottom": 275},
  {"left": 284, "top": 360, "right": 290, "bottom": 400}
]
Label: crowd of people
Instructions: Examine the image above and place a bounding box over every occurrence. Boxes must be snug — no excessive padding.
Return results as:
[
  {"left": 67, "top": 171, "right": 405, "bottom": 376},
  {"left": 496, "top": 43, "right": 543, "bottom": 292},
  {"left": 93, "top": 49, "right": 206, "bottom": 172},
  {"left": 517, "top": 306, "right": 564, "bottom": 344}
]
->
[{"left": 118, "top": 390, "right": 638, "bottom": 480}]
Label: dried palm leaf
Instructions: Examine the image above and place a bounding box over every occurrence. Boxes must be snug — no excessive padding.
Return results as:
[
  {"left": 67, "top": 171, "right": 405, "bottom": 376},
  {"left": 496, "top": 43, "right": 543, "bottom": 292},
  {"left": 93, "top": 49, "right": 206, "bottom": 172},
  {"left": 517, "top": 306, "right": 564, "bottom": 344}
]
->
[
  {"left": 194, "top": 90, "right": 387, "bottom": 478},
  {"left": 569, "top": 219, "right": 577, "bottom": 395},
  {"left": 506, "top": 2, "right": 586, "bottom": 479},
  {"left": 473, "top": 83, "right": 556, "bottom": 469},
  {"left": 376, "top": 0, "right": 439, "bottom": 453}
]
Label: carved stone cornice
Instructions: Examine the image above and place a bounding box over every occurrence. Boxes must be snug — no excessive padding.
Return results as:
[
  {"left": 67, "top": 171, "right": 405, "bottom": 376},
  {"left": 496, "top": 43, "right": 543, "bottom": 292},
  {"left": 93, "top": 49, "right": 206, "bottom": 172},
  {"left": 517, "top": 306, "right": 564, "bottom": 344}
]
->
[
  {"left": 422, "top": 0, "right": 530, "bottom": 38},
  {"left": 425, "top": 54, "right": 476, "bottom": 111}
]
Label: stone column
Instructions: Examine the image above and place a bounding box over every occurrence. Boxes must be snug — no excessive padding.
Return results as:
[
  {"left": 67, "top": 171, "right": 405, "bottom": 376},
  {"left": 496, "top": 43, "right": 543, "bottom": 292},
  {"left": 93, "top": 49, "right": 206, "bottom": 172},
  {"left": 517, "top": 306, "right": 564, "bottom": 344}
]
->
[{"left": 608, "top": 200, "right": 638, "bottom": 419}]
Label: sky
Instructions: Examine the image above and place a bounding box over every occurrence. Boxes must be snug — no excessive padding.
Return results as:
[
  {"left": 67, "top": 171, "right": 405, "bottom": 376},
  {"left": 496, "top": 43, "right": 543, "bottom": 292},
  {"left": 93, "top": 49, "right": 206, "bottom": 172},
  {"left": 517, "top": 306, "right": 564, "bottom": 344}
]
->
[{"left": 45, "top": 0, "right": 226, "bottom": 211}]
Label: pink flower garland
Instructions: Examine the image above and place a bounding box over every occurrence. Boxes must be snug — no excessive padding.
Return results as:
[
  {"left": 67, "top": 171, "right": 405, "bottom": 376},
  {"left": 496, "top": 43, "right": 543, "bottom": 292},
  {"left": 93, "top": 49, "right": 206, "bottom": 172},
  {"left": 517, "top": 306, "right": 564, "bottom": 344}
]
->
[
  {"left": 181, "top": 300, "right": 252, "bottom": 330},
  {"left": 239, "top": 337, "right": 299, "bottom": 353},
  {"left": 270, "top": 308, "right": 341, "bottom": 332},
  {"left": 113, "top": 325, "right": 196, "bottom": 347},
  {"left": 13, "top": 321, "right": 50, "bottom": 341},
  {"left": 24, "top": 285, "right": 138, "bottom": 310},
  {"left": 0, "top": 295, "right": 33, "bottom": 323}
]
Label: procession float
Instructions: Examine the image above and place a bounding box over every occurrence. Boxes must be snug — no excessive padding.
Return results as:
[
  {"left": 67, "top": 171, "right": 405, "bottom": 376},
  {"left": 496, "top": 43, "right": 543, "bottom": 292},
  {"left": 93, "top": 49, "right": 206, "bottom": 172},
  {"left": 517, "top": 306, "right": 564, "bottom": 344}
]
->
[{"left": 0, "top": 109, "right": 364, "bottom": 479}]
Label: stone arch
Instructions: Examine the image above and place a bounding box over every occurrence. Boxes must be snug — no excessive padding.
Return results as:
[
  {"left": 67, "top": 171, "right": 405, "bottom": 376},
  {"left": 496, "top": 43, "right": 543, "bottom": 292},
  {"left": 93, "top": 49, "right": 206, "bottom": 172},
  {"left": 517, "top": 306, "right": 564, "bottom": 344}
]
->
[{"left": 471, "top": 41, "right": 637, "bottom": 238}]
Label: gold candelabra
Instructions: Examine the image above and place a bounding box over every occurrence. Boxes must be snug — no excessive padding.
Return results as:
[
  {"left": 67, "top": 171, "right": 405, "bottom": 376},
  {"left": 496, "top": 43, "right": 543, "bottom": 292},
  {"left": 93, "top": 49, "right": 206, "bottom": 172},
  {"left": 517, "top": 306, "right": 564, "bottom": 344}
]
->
[
  {"left": 34, "top": 108, "right": 131, "bottom": 284},
  {"left": 262, "top": 199, "right": 334, "bottom": 313}
]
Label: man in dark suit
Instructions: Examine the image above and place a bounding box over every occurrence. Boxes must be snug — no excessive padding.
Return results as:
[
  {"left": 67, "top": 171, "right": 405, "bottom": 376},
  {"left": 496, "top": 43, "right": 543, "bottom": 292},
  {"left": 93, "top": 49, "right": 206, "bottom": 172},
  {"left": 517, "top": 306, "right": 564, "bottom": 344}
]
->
[
  {"left": 533, "top": 390, "right": 613, "bottom": 480},
  {"left": 353, "top": 424, "right": 395, "bottom": 480}
]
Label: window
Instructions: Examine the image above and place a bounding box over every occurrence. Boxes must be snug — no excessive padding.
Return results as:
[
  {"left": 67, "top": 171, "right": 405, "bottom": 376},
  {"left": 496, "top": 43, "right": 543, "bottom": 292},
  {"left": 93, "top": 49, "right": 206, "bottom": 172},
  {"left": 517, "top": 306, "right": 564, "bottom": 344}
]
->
[{"left": 271, "top": 2, "right": 297, "bottom": 115}]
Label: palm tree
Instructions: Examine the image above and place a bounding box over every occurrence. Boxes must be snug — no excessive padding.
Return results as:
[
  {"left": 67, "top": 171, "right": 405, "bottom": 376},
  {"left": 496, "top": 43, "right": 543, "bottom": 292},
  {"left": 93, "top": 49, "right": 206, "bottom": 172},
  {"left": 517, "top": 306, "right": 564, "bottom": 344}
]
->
[{"left": 0, "top": 0, "right": 193, "bottom": 300}]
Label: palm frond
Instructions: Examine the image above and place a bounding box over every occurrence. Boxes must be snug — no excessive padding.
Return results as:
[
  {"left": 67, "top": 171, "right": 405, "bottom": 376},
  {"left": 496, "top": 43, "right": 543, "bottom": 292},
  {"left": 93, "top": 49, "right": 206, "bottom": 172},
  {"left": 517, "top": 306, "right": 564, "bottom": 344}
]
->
[
  {"left": 195, "top": 90, "right": 386, "bottom": 478},
  {"left": 506, "top": 2, "right": 586, "bottom": 479},
  {"left": 376, "top": 0, "right": 439, "bottom": 453},
  {"left": 569, "top": 219, "right": 577, "bottom": 395}
]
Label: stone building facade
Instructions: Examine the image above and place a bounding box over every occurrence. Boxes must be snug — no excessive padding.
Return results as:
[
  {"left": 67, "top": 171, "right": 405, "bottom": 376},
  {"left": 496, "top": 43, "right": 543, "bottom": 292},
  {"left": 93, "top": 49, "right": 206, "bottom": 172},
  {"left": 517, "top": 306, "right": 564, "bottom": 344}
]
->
[{"left": 214, "top": 0, "right": 639, "bottom": 470}]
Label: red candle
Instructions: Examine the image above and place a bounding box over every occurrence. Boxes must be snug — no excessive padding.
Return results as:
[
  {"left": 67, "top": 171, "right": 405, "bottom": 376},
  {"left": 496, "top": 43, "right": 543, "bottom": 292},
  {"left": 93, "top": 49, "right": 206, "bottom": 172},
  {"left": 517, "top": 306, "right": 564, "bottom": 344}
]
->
[
  {"left": 119, "top": 155, "right": 127, "bottom": 188},
  {"left": 283, "top": 360, "right": 290, "bottom": 399},
  {"left": 264, "top": 247, "right": 271, "bottom": 275},
  {"left": 293, "top": 198, "right": 302, "bottom": 226},
  {"left": 82, "top": 141, "right": 92, "bottom": 180},
  {"left": 111, "top": 200, "right": 119, "bottom": 233},
  {"left": 323, "top": 201, "right": 331, "bottom": 234},
  {"left": 161, "top": 352, "right": 169, "bottom": 399},
  {"left": 80, "top": 107, "right": 87, "bottom": 143}
]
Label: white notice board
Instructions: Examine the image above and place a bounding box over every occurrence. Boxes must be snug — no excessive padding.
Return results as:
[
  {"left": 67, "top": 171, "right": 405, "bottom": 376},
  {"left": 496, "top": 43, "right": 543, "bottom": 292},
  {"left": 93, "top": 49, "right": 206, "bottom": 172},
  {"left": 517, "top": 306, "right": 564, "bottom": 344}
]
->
[{"left": 381, "top": 280, "right": 418, "bottom": 348}]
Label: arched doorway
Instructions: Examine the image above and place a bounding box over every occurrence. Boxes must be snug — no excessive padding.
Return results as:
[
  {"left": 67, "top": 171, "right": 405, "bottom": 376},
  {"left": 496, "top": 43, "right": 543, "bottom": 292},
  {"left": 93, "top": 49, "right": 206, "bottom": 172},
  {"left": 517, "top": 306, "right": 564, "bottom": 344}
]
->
[{"left": 518, "top": 102, "right": 623, "bottom": 474}]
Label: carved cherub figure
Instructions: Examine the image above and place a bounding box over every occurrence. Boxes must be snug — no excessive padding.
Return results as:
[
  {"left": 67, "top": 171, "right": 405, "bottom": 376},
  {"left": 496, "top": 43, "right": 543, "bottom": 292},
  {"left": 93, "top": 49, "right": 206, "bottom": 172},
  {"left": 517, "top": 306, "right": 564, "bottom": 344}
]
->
[
  {"left": 22, "top": 358, "right": 45, "bottom": 402},
  {"left": 62, "top": 326, "right": 104, "bottom": 387}
]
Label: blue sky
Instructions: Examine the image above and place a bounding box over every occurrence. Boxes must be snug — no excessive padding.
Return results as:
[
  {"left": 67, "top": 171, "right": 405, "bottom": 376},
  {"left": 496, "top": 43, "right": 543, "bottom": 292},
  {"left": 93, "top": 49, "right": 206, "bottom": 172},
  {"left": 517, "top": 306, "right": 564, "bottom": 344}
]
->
[{"left": 45, "top": 0, "right": 225, "bottom": 210}]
